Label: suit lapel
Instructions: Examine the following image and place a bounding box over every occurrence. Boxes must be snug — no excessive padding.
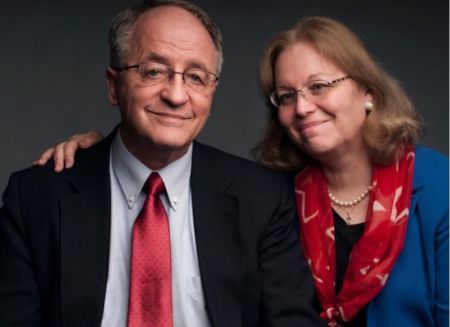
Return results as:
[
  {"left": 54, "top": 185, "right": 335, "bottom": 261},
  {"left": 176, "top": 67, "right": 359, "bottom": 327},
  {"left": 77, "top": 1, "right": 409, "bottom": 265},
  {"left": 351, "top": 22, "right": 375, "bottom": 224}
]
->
[
  {"left": 191, "top": 143, "right": 243, "bottom": 327},
  {"left": 60, "top": 134, "right": 113, "bottom": 327}
]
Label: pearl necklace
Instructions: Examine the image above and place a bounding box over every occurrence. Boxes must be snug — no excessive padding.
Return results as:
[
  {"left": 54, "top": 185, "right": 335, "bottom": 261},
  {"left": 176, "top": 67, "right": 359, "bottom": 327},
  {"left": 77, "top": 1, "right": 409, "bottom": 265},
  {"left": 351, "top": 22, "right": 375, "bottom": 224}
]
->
[
  {"left": 329, "top": 185, "right": 372, "bottom": 224},
  {"left": 328, "top": 185, "right": 372, "bottom": 208}
]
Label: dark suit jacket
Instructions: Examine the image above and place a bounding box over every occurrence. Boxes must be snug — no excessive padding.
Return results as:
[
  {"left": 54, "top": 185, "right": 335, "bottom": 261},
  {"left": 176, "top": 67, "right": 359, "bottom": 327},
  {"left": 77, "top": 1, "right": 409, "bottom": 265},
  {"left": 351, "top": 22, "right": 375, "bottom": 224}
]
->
[{"left": 0, "top": 131, "right": 323, "bottom": 327}]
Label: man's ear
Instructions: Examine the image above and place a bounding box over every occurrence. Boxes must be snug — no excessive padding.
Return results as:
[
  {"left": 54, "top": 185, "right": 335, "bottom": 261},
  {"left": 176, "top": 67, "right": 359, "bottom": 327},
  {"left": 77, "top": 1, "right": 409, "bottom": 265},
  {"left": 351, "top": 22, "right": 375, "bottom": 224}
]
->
[{"left": 106, "top": 67, "right": 119, "bottom": 106}]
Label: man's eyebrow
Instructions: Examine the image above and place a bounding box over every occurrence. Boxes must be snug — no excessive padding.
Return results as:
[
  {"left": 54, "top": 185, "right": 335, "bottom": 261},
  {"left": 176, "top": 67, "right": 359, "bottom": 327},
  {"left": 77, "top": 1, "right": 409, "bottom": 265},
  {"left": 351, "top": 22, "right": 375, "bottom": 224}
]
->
[
  {"left": 143, "top": 53, "right": 211, "bottom": 72},
  {"left": 144, "top": 53, "right": 170, "bottom": 65},
  {"left": 185, "top": 61, "right": 210, "bottom": 72}
]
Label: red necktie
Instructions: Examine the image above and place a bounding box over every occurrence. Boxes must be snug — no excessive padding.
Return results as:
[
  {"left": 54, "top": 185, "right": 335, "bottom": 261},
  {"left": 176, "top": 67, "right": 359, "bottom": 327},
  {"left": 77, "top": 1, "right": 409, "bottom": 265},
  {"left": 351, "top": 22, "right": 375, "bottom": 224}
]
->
[{"left": 127, "top": 172, "right": 173, "bottom": 327}]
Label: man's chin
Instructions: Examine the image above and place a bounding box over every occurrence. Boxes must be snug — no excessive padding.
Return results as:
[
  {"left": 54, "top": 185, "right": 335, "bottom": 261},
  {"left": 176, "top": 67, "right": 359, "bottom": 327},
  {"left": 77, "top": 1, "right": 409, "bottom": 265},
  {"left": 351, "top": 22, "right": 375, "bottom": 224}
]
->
[{"left": 144, "top": 136, "right": 193, "bottom": 157}]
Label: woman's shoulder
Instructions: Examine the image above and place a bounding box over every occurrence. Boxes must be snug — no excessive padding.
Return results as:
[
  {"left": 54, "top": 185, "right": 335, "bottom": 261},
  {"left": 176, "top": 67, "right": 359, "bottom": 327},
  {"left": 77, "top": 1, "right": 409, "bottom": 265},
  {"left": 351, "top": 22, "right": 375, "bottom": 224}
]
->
[
  {"left": 414, "top": 145, "right": 448, "bottom": 180},
  {"left": 412, "top": 145, "right": 448, "bottom": 220},
  {"left": 415, "top": 145, "right": 449, "bottom": 171}
]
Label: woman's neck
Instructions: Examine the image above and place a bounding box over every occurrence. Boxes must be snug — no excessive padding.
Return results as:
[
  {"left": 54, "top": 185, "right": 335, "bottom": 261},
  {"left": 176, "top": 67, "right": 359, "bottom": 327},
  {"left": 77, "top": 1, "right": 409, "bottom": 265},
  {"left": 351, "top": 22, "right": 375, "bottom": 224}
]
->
[
  {"left": 319, "top": 146, "right": 373, "bottom": 225},
  {"left": 320, "top": 146, "right": 372, "bottom": 198}
]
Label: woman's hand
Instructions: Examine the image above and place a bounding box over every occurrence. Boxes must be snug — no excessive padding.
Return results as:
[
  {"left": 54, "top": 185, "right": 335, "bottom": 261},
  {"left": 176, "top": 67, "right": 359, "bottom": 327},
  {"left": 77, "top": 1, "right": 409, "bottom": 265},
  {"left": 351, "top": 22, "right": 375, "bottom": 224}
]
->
[{"left": 34, "top": 131, "right": 103, "bottom": 172}]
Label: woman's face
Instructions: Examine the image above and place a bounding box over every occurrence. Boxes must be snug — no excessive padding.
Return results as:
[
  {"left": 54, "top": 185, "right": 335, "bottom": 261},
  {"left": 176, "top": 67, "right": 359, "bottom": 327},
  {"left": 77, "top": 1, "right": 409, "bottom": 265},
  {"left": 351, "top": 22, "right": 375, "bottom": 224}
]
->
[{"left": 274, "top": 41, "right": 372, "bottom": 160}]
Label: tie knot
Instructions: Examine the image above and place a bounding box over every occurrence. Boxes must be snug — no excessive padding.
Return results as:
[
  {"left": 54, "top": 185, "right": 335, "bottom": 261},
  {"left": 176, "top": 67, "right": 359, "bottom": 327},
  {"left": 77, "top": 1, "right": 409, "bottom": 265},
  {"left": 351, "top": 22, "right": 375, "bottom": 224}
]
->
[{"left": 144, "top": 172, "right": 165, "bottom": 196}]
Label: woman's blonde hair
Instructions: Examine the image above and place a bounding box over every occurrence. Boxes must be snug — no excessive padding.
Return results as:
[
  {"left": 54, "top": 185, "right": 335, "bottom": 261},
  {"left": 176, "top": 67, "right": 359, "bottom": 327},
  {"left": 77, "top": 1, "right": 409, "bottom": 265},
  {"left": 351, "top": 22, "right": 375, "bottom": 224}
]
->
[{"left": 254, "top": 16, "right": 422, "bottom": 173}]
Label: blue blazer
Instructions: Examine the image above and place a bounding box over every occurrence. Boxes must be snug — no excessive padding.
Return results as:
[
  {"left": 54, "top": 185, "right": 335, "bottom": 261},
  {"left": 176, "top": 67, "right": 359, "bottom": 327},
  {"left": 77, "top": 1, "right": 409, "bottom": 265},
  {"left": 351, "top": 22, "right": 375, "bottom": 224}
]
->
[{"left": 368, "top": 146, "right": 449, "bottom": 326}]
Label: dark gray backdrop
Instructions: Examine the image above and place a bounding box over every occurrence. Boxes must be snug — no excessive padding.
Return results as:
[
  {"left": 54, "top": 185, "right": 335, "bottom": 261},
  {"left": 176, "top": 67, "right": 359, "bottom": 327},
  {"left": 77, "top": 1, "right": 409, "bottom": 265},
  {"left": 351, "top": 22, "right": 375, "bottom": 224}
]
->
[{"left": 1, "top": 0, "right": 448, "bottom": 199}]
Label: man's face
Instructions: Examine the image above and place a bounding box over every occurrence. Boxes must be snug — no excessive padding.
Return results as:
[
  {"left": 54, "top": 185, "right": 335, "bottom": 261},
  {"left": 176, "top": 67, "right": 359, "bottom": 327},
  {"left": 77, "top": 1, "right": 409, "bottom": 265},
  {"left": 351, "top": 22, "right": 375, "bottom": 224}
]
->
[{"left": 107, "top": 6, "right": 218, "bottom": 166}]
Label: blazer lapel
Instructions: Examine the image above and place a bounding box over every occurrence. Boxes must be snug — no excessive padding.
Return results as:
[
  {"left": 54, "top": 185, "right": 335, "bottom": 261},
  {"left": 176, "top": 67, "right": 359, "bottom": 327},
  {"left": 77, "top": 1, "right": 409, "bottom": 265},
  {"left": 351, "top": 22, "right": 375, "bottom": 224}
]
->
[
  {"left": 191, "top": 143, "right": 243, "bottom": 327},
  {"left": 59, "top": 134, "right": 113, "bottom": 327}
]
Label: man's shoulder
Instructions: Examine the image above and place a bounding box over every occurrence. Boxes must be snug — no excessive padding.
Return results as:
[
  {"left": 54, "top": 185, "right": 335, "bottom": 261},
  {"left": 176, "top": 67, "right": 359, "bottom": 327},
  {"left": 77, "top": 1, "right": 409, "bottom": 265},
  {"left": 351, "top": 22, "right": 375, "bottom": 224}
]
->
[
  {"left": 194, "top": 142, "right": 276, "bottom": 170},
  {"left": 5, "top": 132, "right": 113, "bottom": 194},
  {"left": 192, "top": 142, "right": 286, "bottom": 186}
]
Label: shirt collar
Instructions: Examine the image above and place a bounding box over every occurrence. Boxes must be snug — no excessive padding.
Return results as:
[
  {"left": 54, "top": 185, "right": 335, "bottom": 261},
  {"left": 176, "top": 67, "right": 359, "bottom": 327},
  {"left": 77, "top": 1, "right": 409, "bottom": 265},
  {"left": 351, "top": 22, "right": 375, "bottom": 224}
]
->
[{"left": 111, "top": 132, "right": 192, "bottom": 211}]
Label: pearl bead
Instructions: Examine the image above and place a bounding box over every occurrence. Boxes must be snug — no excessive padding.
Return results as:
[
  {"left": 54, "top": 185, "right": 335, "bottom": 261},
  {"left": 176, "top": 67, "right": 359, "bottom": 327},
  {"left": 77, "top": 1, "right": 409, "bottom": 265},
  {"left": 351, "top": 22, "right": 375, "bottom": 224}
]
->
[{"left": 328, "top": 184, "right": 372, "bottom": 208}]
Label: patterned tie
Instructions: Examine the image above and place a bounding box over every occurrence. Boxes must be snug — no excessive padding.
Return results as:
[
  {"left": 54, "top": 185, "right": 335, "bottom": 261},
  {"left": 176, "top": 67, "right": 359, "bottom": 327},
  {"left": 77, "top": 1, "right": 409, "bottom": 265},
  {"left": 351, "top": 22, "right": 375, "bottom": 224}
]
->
[{"left": 127, "top": 172, "right": 173, "bottom": 327}]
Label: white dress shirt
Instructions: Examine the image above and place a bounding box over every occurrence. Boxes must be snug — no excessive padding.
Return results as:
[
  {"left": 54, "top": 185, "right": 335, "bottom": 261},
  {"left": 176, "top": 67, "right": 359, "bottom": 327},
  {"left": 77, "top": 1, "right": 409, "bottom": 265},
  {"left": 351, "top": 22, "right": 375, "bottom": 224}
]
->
[{"left": 100, "top": 133, "right": 210, "bottom": 327}]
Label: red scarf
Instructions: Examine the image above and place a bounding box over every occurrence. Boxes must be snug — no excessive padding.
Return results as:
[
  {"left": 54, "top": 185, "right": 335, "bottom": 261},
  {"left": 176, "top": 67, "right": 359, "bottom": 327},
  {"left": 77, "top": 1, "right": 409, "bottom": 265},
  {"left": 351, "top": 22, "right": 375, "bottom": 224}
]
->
[{"left": 295, "top": 148, "right": 415, "bottom": 326}]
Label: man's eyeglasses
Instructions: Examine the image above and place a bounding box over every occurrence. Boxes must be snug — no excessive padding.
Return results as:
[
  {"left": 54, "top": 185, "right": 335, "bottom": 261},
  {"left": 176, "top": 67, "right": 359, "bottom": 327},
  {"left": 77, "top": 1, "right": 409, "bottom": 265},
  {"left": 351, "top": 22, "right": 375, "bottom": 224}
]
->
[
  {"left": 269, "top": 76, "right": 350, "bottom": 108},
  {"left": 113, "top": 61, "right": 219, "bottom": 94}
]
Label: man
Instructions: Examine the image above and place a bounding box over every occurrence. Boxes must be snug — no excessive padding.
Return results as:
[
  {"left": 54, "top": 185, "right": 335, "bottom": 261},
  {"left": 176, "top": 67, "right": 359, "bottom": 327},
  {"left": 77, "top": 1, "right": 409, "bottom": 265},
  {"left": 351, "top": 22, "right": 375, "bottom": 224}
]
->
[{"left": 0, "top": 1, "right": 323, "bottom": 326}]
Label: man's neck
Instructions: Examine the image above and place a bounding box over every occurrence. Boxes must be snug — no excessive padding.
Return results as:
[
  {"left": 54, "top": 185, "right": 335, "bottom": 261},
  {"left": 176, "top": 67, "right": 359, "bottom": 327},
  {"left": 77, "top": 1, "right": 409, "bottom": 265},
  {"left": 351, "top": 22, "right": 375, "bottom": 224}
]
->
[{"left": 119, "top": 128, "right": 190, "bottom": 170}]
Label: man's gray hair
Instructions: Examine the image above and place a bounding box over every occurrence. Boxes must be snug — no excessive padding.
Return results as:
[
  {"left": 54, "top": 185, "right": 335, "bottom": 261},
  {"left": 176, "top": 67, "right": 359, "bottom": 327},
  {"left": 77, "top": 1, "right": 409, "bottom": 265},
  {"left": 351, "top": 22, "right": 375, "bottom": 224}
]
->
[{"left": 109, "top": 0, "right": 224, "bottom": 74}]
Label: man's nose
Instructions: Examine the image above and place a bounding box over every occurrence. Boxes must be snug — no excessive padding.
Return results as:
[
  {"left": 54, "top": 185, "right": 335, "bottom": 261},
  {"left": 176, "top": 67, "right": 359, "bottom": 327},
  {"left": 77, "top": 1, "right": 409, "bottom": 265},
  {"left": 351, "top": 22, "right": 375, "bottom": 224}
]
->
[{"left": 160, "top": 73, "right": 189, "bottom": 107}]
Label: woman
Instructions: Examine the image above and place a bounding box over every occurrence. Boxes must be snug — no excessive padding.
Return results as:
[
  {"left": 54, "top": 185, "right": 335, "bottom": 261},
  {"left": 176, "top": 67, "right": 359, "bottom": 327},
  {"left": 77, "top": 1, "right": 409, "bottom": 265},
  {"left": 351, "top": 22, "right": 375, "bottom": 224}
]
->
[
  {"left": 35, "top": 16, "right": 448, "bottom": 327},
  {"left": 253, "top": 16, "right": 448, "bottom": 327}
]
